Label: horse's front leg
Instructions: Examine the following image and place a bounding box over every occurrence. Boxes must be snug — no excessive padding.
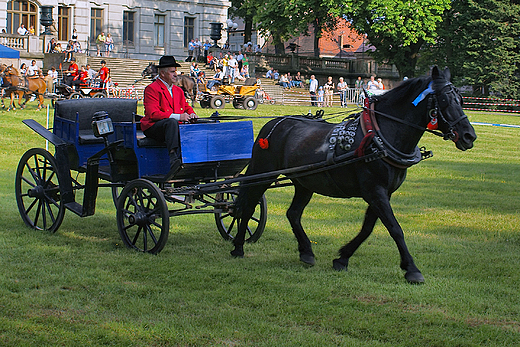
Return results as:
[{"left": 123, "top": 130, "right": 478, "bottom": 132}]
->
[
  {"left": 333, "top": 205, "right": 379, "bottom": 271},
  {"left": 370, "top": 194, "right": 424, "bottom": 283},
  {"left": 286, "top": 183, "right": 315, "bottom": 265}
]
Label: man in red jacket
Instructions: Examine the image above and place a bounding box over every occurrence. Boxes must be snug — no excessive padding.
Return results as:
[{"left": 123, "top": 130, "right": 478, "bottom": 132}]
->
[{"left": 142, "top": 55, "right": 198, "bottom": 179}]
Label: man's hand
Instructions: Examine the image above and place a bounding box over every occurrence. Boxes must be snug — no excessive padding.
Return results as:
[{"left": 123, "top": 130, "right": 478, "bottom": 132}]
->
[{"left": 180, "top": 112, "right": 198, "bottom": 123}]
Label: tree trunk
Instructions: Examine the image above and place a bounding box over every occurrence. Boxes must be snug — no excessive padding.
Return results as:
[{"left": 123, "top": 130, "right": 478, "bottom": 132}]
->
[
  {"left": 313, "top": 21, "right": 321, "bottom": 57},
  {"left": 243, "top": 17, "right": 253, "bottom": 44}
]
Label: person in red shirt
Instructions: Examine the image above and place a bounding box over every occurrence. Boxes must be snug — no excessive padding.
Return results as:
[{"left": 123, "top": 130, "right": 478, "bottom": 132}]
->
[
  {"left": 142, "top": 55, "right": 198, "bottom": 179},
  {"left": 77, "top": 65, "right": 89, "bottom": 86},
  {"left": 97, "top": 60, "right": 110, "bottom": 88},
  {"left": 64, "top": 57, "right": 79, "bottom": 88}
]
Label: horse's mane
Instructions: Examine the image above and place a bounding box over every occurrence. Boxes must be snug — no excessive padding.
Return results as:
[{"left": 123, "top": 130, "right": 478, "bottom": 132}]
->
[{"left": 376, "top": 75, "right": 432, "bottom": 105}]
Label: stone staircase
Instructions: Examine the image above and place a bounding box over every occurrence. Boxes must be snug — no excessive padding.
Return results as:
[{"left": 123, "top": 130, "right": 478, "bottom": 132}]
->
[
  {"left": 86, "top": 57, "right": 195, "bottom": 97},
  {"left": 84, "top": 57, "right": 316, "bottom": 106}
]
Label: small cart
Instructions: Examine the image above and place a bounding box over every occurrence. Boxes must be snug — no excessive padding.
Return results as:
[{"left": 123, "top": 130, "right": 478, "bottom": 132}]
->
[{"left": 16, "top": 98, "right": 266, "bottom": 254}]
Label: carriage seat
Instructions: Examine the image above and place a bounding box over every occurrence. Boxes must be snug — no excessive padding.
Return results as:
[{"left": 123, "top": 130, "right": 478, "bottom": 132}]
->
[
  {"left": 136, "top": 132, "right": 167, "bottom": 148},
  {"left": 54, "top": 98, "right": 138, "bottom": 145}
]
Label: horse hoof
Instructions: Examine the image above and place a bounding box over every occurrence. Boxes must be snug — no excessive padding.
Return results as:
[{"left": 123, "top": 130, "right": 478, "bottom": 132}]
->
[
  {"left": 332, "top": 258, "right": 349, "bottom": 271},
  {"left": 405, "top": 271, "right": 425, "bottom": 284},
  {"left": 230, "top": 249, "right": 244, "bottom": 258},
  {"left": 300, "top": 254, "right": 315, "bottom": 266}
]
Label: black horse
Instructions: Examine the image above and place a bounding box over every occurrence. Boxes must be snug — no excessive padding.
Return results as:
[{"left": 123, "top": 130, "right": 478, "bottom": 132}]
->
[
  {"left": 231, "top": 66, "right": 477, "bottom": 283},
  {"left": 140, "top": 62, "right": 197, "bottom": 105}
]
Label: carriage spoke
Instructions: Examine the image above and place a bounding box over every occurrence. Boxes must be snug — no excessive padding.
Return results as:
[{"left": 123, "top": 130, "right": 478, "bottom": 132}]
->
[
  {"left": 145, "top": 225, "right": 159, "bottom": 246},
  {"left": 34, "top": 199, "right": 42, "bottom": 227},
  {"left": 245, "top": 225, "right": 254, "bottom": 237},
  {"left": 21, "top": 174, "right": 37, "bottom": 188},
  {"left": 44, "top": 198, "right": 57, "bottom": 224},
  {"left": 25, "top": 197, "right": 38, "bottom": 216},
  {"left": 131, "top": 226, "right": 143, "bottom": 245}
]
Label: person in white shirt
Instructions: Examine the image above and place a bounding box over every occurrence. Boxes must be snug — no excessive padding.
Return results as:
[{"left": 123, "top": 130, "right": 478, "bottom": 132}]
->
[
  {"left": 228, "top": 54, "right": 238, "bottom": 83},
  {"left": 337, "top": 77, "right": 348, "bottom": 108},
  {"left": 26, "top": 60, "right": 41, "bottom": 78},
  {"left": 17, "top": 24, "right": 28, "bottom": 35},
  {"left": 367, "top": 76, "right": 379, "bottom": 90},
  {"left": 309, "top": 75, "right": 318, "bottom": 106},
  {"left": 45, "top": 66, "right": 58, "bottom": 93}
]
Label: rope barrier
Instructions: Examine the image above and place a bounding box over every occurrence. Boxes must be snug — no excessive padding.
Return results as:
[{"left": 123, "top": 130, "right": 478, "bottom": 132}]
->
[{"left": 471, "top": 121, "right": 520, "bottom": 128}]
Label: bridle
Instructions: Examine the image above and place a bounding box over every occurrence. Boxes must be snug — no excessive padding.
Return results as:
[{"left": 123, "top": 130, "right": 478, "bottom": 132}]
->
[
  {"left": 426, "top": 82, "right": 468, "bottom": 142},
  {"left": 365, "top": 79, "right": 468, "bottom": 143}
]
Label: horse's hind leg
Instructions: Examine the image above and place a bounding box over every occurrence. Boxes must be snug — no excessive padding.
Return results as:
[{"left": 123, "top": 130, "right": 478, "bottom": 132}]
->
[
  {"left": 333, "top": 205, "right": 379, "bottom": 271},
  {"left": 286, "top": 183, "right": 315, "bottom": 265},
  {"left": 231, "top": 183, "right": 271, "bottom": 257}
]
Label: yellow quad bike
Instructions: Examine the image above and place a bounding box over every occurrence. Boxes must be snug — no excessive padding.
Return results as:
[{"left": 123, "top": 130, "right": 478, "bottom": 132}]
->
[{"left": 199, "top": 78, "right": 258, "bottom": 110}]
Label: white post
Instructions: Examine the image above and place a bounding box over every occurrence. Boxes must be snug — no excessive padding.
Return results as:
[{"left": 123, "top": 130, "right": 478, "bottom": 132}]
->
[{"left": 46, "top": 104, "right": 49, "bottom": 151}]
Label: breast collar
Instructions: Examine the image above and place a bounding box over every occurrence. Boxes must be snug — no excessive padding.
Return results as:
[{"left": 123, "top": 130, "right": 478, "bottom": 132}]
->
[{"left": 359, "top": 98, "right": 423, "bottom": 169}]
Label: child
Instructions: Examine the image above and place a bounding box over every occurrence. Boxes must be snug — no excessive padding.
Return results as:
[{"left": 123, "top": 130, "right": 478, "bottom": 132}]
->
[{"left": 317, "top": 86, "right": 324, "bottom": 107}]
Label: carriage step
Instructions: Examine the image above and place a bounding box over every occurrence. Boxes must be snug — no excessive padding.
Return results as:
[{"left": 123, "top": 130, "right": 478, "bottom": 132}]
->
[{"left": 65, "top": 202, "right": 84, "bottom": 216}]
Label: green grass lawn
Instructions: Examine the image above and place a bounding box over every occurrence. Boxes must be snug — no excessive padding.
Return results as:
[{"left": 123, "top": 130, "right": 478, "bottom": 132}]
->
[{"left": 0, "top": 101, "right": 519, "bottom": 346}]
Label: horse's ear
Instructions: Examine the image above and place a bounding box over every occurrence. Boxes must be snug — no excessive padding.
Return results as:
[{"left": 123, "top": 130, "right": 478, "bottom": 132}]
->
[
  {"left": 443, "top": 67, "right": 451, "bottom": 81},
  {"left": 431, "top": 66, "right": 440, "bottom": 79}
]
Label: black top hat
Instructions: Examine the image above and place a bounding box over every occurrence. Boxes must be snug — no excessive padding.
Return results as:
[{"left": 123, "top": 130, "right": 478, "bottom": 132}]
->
[{"left": 157, "top": 55, "right": 181, "bottom": 68}]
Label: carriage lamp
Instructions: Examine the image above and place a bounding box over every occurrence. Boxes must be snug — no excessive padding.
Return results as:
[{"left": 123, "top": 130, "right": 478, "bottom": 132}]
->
[{"left": 92, "top": 111, "right": 114, "bottom": 137}]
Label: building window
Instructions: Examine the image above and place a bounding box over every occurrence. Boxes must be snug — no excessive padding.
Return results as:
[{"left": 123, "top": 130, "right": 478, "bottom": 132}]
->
[
  {"left": 184, "top": 17, "right": 195, "bottom": 48},
  {"left": 154, "top": 14, "right": 165, "bottom": 47},
  {"left": 58, "top": 6, "right": 70, "bottom": 41},
  {"left": 6, "top": 0, "right": 37, "bottom": 35},
  {"left": 123, "top": 11, "right": 135, "bottom": 46},
  {"left": 90, "top": 8, "right": 103, "bottom": 43}
]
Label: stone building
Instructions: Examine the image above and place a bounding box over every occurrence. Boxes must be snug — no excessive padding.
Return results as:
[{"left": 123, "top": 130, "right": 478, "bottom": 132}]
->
[{"left": 0, "top": 0, "right": 231, "bottom": 60}]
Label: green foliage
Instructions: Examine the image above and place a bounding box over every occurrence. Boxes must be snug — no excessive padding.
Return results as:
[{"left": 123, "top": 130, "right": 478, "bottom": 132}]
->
[
  {"left": 1, "top": 102, "right": 520, "bottom": 346},
  {"left": 424, "top": 0, "right": 520, "bottom": 97},
  {"left": 239, "top": 0, "right": 338, "bottom": 55},
  {"left": 334, "top": 0, "right": 451, "bottom": 78}
]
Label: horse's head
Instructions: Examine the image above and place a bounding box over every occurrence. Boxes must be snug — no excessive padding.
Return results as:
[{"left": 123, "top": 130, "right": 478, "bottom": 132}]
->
[
  {"left": 429, "top": 66, "right": 476, "bottom": 151},
  {"left": 142, "top": 63, "right": 158, "bottom": 79},
  {"left": 5, "top": 65, "right": 20, "bottom": 77}
]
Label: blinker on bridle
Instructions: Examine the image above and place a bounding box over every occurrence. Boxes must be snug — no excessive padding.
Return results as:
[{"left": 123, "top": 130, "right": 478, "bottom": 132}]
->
[{"left": 412, "top": 80, "right": 467, "bottom": 142}]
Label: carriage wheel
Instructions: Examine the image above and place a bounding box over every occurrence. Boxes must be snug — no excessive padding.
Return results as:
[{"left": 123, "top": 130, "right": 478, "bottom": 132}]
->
[
  {"left": 243, "top": 96, "right": 258, "bottom": 110},
  {"left": 215, "top": 192, "right": 267, "bottom": 243},
  {"left": 68, "top": 92, "right": 82, "bottom": 100},
  {"left": 111, "top": 185, "right": 123, "bottom": 208},
  {"left": 210, "top": 96, "right": 225, "bottom": 109},
  {"left": 117, "top": 179, "right": 169, "bottom": 254},
  {"left": 92, "top": 92, "right": 106, "bottom": 98},
  {"left": 15, "top": 148, "right": 65, "bottom": 233}
]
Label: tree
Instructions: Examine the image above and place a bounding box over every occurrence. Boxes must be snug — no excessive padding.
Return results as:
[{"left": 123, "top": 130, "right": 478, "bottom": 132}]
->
[
  {"left": 333, "top": 0, "right": 451, "bottom": 78},
  {"left": 239, "top": 0, "right": 338, "bottom": 56},
  {"left": 425, "top": 0, "right": 520, "bottom": 97},
  {"left": 229, "top": 0, "right": 255, "bottom": 45}
]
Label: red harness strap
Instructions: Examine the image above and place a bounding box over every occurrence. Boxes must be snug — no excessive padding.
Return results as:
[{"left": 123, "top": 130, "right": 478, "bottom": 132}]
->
[{"left": 355, "top": 98, "right": 375, "bottom": 157}]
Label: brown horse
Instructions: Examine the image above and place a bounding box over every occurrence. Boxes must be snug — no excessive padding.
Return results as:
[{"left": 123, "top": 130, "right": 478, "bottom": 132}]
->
[{"left": 2, "top": 65, "right": 46, "bottom": 111}]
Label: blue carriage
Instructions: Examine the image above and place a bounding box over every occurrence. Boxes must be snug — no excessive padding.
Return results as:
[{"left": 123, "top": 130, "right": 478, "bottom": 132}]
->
[{"left": 16, "top": 98, "right": 267, "bottom": 254}]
